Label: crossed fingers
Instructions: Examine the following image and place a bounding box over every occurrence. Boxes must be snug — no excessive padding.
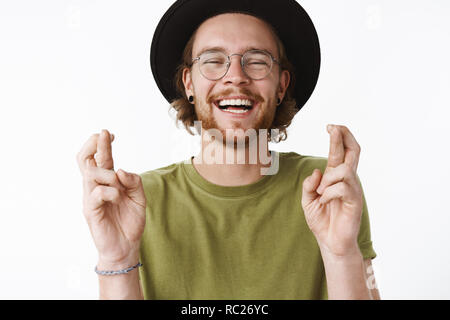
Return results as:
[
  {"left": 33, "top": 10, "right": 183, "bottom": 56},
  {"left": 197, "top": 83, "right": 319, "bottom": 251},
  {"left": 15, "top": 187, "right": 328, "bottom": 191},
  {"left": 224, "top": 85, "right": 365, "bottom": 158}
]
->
[
  {"left": 76, "top": 130, "right": 123, "bottom": 198},
  {"left": 317, "top": 162, "right": 357, "bottom": 195},
  {"left": 325, "top": 124, "right": 361, "bottom": 173},
  {"left": 316, "top": 125, "right": 361, "bottom": 203},
  {"left": 76, "top": 130, "right": 115, "bottom": 173}
]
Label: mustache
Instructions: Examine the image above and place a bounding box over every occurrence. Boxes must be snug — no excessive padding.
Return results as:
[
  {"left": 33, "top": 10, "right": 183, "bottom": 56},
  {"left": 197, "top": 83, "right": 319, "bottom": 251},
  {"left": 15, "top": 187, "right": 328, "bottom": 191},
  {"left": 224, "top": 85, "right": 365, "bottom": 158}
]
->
[{"left": 207, "top": 88, "right": 264, "bottom": 104}]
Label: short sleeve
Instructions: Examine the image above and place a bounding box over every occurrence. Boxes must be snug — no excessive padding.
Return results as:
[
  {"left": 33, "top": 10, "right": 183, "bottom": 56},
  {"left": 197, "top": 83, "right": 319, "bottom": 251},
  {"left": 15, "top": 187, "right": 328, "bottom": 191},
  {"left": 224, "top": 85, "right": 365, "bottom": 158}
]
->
[{"left": 356, "top": 174, "right": 377, "bottom": 260}]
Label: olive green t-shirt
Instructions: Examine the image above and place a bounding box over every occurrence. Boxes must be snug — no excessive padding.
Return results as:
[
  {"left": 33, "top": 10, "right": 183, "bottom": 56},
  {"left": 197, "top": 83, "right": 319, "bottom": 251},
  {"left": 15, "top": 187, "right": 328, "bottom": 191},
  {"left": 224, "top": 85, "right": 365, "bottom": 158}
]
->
[{"left": 138, "top": 151, "right": 376, "bottom": 299}]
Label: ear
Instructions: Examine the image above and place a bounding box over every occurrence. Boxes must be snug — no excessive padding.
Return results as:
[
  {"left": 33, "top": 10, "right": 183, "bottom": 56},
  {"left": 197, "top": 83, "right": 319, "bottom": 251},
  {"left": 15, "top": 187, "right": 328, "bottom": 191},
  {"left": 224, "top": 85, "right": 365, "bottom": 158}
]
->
[
  {"left": 277, "top": 70, "right": 290, "bottom": 103},
  {"left": 182, "top": 67, "right": 194, "bottom": 102}
]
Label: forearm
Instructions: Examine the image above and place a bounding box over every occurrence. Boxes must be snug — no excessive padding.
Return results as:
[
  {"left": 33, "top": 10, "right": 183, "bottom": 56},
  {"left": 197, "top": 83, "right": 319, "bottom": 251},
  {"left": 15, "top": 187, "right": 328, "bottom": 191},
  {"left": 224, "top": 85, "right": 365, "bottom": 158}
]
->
[
  {"left": 97, "top": 259, "right": 144, "bottom": 300},
  {"left": 319, "top": 245, "right": 372, "bottom": 300}
]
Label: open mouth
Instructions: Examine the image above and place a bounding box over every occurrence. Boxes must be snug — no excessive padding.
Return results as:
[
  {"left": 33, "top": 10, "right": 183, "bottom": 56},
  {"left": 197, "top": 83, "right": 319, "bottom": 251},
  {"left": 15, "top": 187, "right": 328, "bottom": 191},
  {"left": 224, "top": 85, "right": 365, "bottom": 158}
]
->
[{"left": 214, "top": 98, "right": 255, "bottom": 114}]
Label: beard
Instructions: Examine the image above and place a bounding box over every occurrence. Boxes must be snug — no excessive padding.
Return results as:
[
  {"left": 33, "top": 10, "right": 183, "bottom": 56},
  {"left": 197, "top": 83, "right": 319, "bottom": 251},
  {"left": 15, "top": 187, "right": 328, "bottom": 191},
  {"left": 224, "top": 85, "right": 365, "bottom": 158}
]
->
[{"left": 195, "top": 91, "right": 277, "bottom": 148}]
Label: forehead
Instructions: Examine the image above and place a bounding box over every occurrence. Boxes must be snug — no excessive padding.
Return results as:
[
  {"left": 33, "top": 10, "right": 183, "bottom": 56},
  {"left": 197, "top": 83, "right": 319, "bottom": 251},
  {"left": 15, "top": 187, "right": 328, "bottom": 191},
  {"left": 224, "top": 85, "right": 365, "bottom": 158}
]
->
[{"left": 192, "top": 13, "right": 279, "bottom": 58}]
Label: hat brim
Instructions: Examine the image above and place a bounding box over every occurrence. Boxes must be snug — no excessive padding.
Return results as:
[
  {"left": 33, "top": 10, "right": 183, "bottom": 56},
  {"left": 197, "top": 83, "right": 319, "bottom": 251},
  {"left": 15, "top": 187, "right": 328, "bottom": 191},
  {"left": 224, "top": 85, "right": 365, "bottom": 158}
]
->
[{"left": 150, "top": 0, "right": 320, "bottom": 111}]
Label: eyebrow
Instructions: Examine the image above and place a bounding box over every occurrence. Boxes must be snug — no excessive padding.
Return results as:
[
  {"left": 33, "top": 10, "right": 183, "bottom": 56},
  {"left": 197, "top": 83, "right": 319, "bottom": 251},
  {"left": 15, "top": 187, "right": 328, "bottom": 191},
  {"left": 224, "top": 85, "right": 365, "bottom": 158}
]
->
[{"left": 194, "top": 46, "right": 274, "bottom": 58}]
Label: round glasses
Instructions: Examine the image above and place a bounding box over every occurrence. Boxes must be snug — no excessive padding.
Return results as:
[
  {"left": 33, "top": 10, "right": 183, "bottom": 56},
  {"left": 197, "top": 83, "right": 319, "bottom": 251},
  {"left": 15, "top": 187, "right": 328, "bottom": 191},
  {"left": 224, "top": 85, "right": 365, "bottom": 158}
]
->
[{"left": 191, "top": 49, "right": 280, "bottom": 81}]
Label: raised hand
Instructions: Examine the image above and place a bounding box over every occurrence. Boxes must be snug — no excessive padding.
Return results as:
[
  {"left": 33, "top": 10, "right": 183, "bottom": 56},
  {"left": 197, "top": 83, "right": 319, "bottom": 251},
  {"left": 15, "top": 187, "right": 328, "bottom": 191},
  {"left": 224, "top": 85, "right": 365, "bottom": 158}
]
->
[
  {"left": 76, "top": 129, "right": 146, "bottom": 269},
  {"left": 301, "top": 124, "right": 364, "bottom": 257}
]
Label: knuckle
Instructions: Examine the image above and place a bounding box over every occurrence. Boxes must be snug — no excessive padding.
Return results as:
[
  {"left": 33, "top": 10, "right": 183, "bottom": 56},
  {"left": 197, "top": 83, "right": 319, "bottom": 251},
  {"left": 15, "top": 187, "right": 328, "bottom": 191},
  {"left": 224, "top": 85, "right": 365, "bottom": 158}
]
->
[
  {"left": 342, "top": 163, "right": 352, "bottom": 174},
  {"left": 111, "top": 172, "right": 120, "bottom": 185},
  {"left": 338, "top": 182, "right": 347, "bottom": 193},
  {"left": 127, "top": 171, "right": 137, "bottom": 181},
  {"left": 320, "top": 174, "right": 328, "bottom": 186},
  {"left": 126, "top": 172, "right": 135, "bottom": 182},
  {"left": 92, "top": 185, "right": 103, "bottom": 198},
  {"left": 96, "top": 156, "right": 112, "bottom": 166},
  {"left": 84, "top": 166, "right": 95, "bottom": 180},
  {"left": 112, "top": 187, "right": 120, "bottom": 198},
  {"left": 110, "top": 188, "right": 120, "bottom": 203}
]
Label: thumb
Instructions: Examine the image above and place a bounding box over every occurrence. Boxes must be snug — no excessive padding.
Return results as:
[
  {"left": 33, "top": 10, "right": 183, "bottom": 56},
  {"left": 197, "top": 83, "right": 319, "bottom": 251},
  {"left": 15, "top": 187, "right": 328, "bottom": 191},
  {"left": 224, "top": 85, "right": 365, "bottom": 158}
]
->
[
  {"left": 301, "top": 169, "right": 322, "bottom": 206},
  {"left": 117, "top": 169, "right": 146, "bottom": 205}
]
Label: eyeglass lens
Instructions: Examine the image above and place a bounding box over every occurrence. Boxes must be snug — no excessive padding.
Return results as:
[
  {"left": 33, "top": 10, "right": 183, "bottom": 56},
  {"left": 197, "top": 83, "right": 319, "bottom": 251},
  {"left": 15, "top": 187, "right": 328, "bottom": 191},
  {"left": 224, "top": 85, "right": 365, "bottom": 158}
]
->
[{"left": 198, "top": 50, "right": 273, "bottom": 80}]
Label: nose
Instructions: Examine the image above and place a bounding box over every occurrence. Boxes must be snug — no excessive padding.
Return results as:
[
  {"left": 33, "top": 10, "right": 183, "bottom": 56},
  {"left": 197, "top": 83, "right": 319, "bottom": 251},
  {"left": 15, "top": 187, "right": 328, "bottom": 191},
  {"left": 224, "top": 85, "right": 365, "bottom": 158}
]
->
[{"left": 221, "top": 54, "right": 250, "bottom": 85}]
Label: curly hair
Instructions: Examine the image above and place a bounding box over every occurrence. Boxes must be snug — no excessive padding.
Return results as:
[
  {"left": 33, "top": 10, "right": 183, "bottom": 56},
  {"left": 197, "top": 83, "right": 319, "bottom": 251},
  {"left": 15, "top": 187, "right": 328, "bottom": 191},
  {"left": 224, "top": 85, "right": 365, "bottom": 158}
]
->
[{"left": 170, "top": 11, "right": 298, "bottom": 143}]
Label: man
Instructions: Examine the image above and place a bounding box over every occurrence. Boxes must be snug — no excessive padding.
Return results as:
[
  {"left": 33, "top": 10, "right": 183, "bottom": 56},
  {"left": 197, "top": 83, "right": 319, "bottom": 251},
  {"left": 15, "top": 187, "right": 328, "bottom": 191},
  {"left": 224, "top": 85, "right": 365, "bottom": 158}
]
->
[{"left": 77, "top": 0, "right": 379, "bottom": 300}]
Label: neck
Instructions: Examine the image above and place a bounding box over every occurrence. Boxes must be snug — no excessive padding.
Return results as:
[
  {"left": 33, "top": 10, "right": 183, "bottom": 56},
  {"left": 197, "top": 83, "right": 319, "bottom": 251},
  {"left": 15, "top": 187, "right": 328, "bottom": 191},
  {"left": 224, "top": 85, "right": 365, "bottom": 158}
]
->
[{"left": 192, "top": 128, "right": 273, "bottom": 186}]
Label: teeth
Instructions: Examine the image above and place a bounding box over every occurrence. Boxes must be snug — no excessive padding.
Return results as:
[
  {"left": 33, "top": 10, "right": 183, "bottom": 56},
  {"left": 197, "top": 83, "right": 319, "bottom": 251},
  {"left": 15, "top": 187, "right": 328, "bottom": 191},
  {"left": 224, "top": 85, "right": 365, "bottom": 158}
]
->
[
  {"left": 218, "top": 99, "right": 253, "bottom": 106},
  {"left": 222, "top": 108, "right": 249, "bottom": 114}
]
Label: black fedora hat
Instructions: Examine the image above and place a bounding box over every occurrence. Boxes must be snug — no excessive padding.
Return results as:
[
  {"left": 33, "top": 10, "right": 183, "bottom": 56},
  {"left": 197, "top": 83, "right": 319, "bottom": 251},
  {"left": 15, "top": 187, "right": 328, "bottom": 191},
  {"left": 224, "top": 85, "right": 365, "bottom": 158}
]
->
[{"left": 150, "top": 0, "right": 320, "bottom": 111}]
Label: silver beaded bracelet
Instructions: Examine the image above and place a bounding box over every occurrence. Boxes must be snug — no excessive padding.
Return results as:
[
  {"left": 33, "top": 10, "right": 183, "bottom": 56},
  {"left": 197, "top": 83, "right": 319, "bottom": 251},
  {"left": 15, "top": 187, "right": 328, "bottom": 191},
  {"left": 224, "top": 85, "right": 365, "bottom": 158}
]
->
[{"left": 95, "top": 261, "right": 143, "bottom": 276}]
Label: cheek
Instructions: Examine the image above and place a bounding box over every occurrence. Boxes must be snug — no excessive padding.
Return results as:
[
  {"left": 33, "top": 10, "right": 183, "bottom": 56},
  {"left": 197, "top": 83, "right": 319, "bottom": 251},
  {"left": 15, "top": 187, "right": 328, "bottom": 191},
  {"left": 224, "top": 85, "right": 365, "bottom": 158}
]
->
[
  {"left": 258, "top": 80, "right": 278, "bottom": 99},
  {"left": 192, "top": 77, "right": 215, "bottom": 101}
]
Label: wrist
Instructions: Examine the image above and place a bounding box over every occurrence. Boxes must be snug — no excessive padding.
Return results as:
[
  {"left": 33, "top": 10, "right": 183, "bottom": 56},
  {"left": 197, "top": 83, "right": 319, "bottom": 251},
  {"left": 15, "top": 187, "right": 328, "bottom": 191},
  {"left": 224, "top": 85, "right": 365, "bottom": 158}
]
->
[
  {"left": 97, "top": 251, "right": 140, "bottom": 271},
  {"left": 318, "top": 242, "right": 362, "bottom": 263}
]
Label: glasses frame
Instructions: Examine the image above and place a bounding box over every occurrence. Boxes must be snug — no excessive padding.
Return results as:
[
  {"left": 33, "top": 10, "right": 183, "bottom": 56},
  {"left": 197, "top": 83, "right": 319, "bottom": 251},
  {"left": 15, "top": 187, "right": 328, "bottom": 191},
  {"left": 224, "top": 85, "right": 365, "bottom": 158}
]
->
[{"left": 191, "top": 49, "right": 280, "bottom": 81}]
